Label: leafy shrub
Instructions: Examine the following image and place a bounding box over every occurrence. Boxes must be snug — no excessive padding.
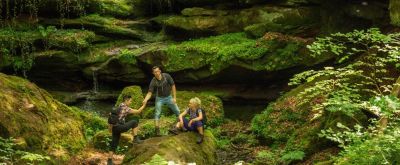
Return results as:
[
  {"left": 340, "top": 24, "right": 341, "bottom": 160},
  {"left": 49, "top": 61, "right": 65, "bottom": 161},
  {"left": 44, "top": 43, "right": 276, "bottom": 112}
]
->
[
  {"left": 0, "top": 137, "right": 50, "bottom": 164},
  {"left": 281, "top": 150, "right": 305, "bottom": 163}
]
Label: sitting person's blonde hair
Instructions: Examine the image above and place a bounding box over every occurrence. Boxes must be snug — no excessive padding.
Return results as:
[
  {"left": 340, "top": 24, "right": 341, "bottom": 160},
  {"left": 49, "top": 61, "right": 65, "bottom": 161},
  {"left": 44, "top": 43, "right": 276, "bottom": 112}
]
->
[{"left": 189, "top": 97, "right": 201, "bottom": 108}]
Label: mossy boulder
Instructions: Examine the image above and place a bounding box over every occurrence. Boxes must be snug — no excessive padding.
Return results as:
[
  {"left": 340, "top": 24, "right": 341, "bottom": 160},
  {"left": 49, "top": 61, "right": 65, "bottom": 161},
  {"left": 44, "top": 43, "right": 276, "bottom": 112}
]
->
[
  {"left": 153, "top": 6, "right": 319, "bottom": 38},
  {"left": 123, "top": 130, "right": 217, "bottom": 164},
  {"left": 251, "top": 77, "right": 368, "bottom": 156},
  {"left": 115, "top": 86, "right": 144, "bottom": 108},
  {"left": 0, "top": 73, "right": 106, "bottom": 160},
  {"left": 92, "top": 130, "right": 132, "bottom": 151},
  {"left": 390, "top": 0, "right": 400, "bottom": 26}
]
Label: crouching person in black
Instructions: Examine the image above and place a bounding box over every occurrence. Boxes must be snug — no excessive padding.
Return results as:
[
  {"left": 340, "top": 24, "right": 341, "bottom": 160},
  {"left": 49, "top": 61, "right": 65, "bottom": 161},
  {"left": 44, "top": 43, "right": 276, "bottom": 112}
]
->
[{"left": 108, "top": 95, "right": 145, "bottom": 164}]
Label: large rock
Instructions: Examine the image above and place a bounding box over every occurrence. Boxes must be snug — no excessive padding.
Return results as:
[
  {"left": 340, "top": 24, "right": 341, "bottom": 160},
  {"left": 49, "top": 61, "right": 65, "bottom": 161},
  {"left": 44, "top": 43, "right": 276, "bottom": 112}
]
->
[
  {"left": 123, "top": 130, "right": 217, "bottom": 164},
  {"left": 28, "top": 41, "right": 146, "bottom": 90},
  {"left": 0, "top": 73, "right": 106, "bottom": 160},
  {"left": 153, "top": 6, "right": 320, "bottom": 38},
  {"left": 251, "top": 76, "right": 368, "bottom": 156},
  {"left": 136, "top": 32, "right": 327, "bottom": 83},
  {"left": 390, "top": 0, "right": 400, "bottom": 26}
]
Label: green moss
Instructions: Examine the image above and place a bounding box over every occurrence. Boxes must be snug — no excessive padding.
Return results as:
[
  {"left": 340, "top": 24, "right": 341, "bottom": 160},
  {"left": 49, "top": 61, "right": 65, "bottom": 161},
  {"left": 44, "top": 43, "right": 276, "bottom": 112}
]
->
[
  {"left": 163, "top": 32, "right": 314, "bottom": 74},
  {"left": 390, "top": 0, "right": 400, "bottom": 26},
  {"left": 164, "top": 33, "right": 267, "bottom": 73},
  {"left": 87, "top": 0, "right": 133, "bottom": 17},
  {"left": 49, "top": 14, "right": 146, "bottom": 40},
  {"left": 47, "top": 29, "right": 95, "bottom": 52},
  {"left": 115, "top": 86, "right": 144, "bottom": 108},
  {"left": 79, "top": 40, "right": 134, "bottom": 64},
  {"left": 181, "top": 7, "right": 228, "bottom": 16}
]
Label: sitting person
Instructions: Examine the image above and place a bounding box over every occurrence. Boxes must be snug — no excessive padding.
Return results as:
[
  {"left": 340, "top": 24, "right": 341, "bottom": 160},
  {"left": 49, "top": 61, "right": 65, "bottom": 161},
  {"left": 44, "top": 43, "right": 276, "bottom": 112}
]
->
[
  {"left": 170, "top": 97, "right": 204, "bottom": 144},
  {"left": 108, "top": 95, "right": 145, "bottom": 164}
]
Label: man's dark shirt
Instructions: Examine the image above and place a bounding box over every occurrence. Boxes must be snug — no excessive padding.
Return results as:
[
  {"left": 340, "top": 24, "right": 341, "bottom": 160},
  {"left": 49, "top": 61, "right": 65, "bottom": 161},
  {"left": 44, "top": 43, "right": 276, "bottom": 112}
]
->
[{"left": 148, "top": 73, "right": 175, "bottom": 97}]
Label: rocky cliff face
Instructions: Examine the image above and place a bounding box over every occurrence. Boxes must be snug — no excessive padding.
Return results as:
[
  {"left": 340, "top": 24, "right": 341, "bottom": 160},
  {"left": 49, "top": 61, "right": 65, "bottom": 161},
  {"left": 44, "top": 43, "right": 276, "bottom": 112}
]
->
[{"left": 0, "top": 0, "right": 392, "bottom": 92}]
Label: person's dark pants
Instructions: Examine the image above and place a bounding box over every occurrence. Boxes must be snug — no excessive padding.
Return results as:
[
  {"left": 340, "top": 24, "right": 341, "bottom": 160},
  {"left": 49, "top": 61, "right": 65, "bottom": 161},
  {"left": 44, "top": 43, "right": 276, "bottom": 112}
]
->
[
  {"left": 182, "top": 118, "right": 203, "bottom": 131},
  {"left": 110, "top": 120, "right": 138, "bottom": 152}
]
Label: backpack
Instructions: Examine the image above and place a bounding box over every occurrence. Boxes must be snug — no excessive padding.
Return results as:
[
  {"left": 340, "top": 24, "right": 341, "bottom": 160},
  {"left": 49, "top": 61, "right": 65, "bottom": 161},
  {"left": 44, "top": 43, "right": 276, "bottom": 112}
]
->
[
  {"left": 196, "top": 108, "right": 207, "bottom": 127},
  {"left": 108, "top": 106, "right": 122, "bottom": 125}
]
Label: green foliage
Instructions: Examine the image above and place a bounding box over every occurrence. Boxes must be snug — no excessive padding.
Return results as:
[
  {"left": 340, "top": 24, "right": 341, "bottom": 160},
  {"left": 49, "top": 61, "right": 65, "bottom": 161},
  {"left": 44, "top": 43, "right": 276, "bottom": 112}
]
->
[
  {"left": 320, "top": 118, "right": 400, "bottom": 164},
  {"left": 0, "top": 26, "right": 94, "bottom": 75},
  {"left": 215, "top": 138, "right": 231, "bottom": 150},
  {"left": 231, "top": 132, "right": 259, "bottom": 146},
  {"left": 0, "top": 137, "right": 50, "bottom": 164},
  {"left": 280, "top": 150, "right": 305, "bottom": 163},
  {"left": 0, "top": 27, "right": 38, "bottom": 76},
  {"left": 307, "top": 28, "right": 393, "bottom": 63},
  {"left": 118, "top": 48, "right": 138, "bottom": 63},
  {"left": 0, "top": 0, "right": 85, "bottom": 23},
  {"left": 289, "top": 28, "right": 400, "bottom": 118},
  {"left": 365, "top": 95, "right": 400, "bottom": 117}
]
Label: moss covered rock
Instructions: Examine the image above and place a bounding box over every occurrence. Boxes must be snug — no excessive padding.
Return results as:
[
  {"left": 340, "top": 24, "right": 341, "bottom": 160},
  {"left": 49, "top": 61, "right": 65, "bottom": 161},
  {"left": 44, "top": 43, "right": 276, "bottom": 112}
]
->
[
  {"left": 251, "top": 77, "right": 368, "bottom": 156},
  {"left": 81, "top": 42, "right": 148, "bottom": 84},
  {"left": 137, "top": 32, "right": 325, "bottom": 80},
  {"left": 86, "top": 0, "right": 134, "bottom": 18},
  {"left": 154, "top": 6, "right": 319, "bottom": 38},
  {"left": 390, "top": 0, "right": 400, "bottom": 26},
  {"left": 115, "top": 86, "right": 144, "bottom": 108},
  {"left": 0, "top": 73, "right": 106, "bottom": 161},
  {"left": 123, "top": 130, "right": 217, "bottom": 164},
  {"left": 47, "top": 29, "right": 95, "bottom": 52},
  {"left": 40, "top": 14, "right": 156, "bottom": 41}
]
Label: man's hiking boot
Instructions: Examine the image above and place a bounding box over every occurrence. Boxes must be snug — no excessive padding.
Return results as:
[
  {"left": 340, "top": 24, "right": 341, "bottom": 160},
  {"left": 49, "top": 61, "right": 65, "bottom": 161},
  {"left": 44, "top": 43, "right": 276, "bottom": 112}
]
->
[
  {"left": 168, "top": 127, "right": 180, "bottom": 135},
  {"left": 155, "top": 127, "right": 161, "bottom": 136},
  {"left": 196, "top": 134, "right": 204, "bottom": 144},
  {"left": 107, "top": 158, "right": 113, "bottom": 165},
  {"left": 133, "top": 136, "right": 143, "bottom": 144}
]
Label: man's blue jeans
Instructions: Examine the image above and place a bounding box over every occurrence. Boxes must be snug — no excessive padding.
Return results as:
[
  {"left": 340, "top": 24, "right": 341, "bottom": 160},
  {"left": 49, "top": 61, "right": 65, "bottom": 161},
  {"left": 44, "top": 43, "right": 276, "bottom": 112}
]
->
[{"left": 155, "top": 95, "right": 180, "bottom": 121}]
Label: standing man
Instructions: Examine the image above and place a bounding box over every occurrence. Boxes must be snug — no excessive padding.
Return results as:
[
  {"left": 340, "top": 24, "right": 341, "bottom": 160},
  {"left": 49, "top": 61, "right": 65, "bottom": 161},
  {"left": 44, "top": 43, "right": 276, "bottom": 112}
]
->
[{"left": 143, "top": 66, "right": 180, "bottom": 136}]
